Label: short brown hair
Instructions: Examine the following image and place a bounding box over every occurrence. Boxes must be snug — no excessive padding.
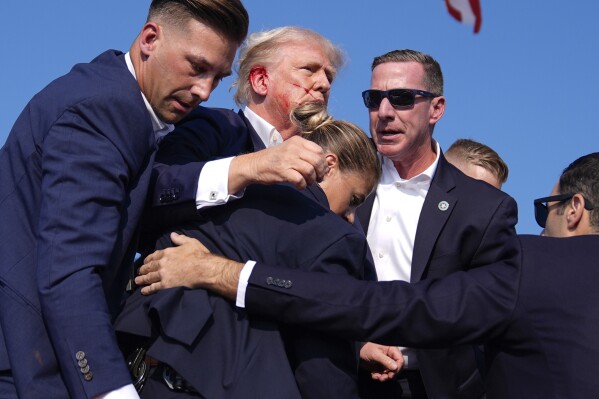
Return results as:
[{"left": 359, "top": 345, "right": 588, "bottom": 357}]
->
[
  {"left": 445, "top": 138, "right": 509, "bottom": 184},
  {"left": 371, "top": 49, "right": 443, "bottom": 96},
  {"left": 148, "top": 0, "right": 249, "bottom": 44}
]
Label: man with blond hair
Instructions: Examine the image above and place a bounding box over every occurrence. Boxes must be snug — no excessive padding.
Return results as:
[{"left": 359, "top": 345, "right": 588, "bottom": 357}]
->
[{"left": 445, "top": 138, "right": 509, "bottom": 189}]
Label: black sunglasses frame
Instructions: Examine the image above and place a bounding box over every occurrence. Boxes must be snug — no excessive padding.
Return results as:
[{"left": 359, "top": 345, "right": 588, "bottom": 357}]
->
[
  {"left": 361, "top": 89, "right": 438, "bottom": 109},
  {"left": 533, "top": 193, "right": 594, "bottom": 228}
]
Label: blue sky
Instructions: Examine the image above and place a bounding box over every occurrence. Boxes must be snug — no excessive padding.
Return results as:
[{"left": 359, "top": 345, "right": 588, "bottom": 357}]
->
[{"left": 2, "top": 1, "right": 599, "bottom": 234}]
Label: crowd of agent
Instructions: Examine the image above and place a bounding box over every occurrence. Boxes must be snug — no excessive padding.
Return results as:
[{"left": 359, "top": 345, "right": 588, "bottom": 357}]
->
[{"left": 1, "top": 1, "right": 597, "bottom": 398}]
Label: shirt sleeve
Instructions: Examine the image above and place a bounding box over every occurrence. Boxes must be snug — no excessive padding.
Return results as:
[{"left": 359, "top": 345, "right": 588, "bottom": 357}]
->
[
  {"left": 195, "top": 157, "right": 244, "bottom": 209},
  {"left": 236, "top": 260, "right": 257, "bottom": 308}
]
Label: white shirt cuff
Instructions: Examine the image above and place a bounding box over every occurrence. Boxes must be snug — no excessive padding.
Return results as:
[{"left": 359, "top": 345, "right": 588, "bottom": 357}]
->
[
  {"left": 196, "top": 157, "right": 243, "bottom": 209},
  {"left": 236, "top": 260, "right": 256, "bottom": 308},
  {"left": 94, "top": 384, "right": 139, "bottom": 399}
]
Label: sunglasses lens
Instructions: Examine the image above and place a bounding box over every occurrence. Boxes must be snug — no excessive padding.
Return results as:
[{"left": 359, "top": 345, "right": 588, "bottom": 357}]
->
[
  {"left": 388, "top": 90, "right": 415, "bottom": 107},
  {"left": 363, "top": 91, "right": 382, "bottom": 109},
  {"left": 534, "top": 203, "right": 548, "bottom": 228}
]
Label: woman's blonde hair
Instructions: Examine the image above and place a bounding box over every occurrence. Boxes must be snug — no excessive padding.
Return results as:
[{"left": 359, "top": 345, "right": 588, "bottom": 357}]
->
[{"left": 291, "top": 102, "right": 381, "bottom": 190}]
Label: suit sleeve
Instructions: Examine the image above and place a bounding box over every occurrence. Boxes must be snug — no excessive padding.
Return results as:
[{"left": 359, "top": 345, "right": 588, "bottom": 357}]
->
[
  {"left": 36, "top": 97, "right": 141, "bottom": 398},
  {"left": 149, "top": 108, "right": 251, "bottom": 217},
  {"left": 245, "top": 235, "right": 522, "bottom": 347}
]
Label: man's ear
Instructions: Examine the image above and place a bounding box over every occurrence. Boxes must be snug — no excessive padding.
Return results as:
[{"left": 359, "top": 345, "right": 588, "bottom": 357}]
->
[
  {"left": 566, "top": 193, "right": 586, "bottom": 231},
  {"left": 138, "top": 22, "right": 161, "bottom": 58},
  {"left": 249, "top": 65, "right": 269, "bottom": 96},
  {"left": 429, "top": 95, "right": 446, "bottom": 125}
]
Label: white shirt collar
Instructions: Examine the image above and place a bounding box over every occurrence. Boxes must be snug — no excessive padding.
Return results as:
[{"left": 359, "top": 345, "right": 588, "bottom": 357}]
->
[
  {"left": 125, "top": 52, "right": 174, "bottom": 140},
  {"left": 242, "top": 106, "right": 283, "bottom": 148},
  {"left": 380, "top": 140, "right": 441, "bottom": 189}
]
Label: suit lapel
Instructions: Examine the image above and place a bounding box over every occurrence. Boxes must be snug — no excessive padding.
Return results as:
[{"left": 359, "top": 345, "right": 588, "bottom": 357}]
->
[
  {"left": 411, "top": 155, "right": 457, "bottom": 282},
  {"left": 356, "top": 191, "right": 375, "bottom": 233},
  {"left": 238, "top": 110, "right": 266, "bottom": 151}
]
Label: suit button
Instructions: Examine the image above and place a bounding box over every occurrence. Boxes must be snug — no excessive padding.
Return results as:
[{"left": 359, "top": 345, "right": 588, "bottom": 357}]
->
[
  {"left": 80, "top": 365, "right": 90, "bottom": 374},
  {"left": 78, "top": 359, "right": 88, "bottom": 368},
  {"left": 83, "top": 371, "right": 93, "bottom": 381},
  {"left": 266, "top": 277, "right": 273, "bottom": 285},
  {"left": 75, "top": 351, "right": 85, "bottom": 361},
  {"left": 284, "top": 281, "right": 293, "bottom": 288}
]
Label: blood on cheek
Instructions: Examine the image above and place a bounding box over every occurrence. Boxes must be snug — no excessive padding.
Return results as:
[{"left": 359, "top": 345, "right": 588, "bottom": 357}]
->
[{"left": 290, "top": 83, "right": 318, "bottom": 101}]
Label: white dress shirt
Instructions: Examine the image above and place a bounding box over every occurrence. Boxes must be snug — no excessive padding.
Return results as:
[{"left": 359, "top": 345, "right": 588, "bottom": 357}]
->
[{"left": 367, "top": 142, "right": 440, "bottom": 283}]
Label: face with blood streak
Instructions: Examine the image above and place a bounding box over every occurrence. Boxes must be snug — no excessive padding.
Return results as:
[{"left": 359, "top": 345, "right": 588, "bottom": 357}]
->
[{"left": 260, "top": 41, "right": 336, "bottom": 139}]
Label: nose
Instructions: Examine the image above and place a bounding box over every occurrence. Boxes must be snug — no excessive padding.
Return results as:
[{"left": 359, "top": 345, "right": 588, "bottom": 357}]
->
[
  {"left": 190, "top": 78, "right": 214, "bottom": 103},
  {"left": 313, "top": 70, "right": 331, "bottom": 95},
  {"left": 377, "top": 97, "right": 395, "bottom": 120},
  {"left": 344, "top": 210, "right": 355, "bottom": 225}
]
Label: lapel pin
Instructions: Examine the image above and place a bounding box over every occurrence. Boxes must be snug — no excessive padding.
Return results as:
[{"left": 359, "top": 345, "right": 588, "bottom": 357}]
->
[{"left": 438, "top": 201, "right": 449, "bottom": 211}]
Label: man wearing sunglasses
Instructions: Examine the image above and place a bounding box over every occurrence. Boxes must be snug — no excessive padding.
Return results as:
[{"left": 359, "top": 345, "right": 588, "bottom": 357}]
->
[{"left": 353, "top": 49, "right": 519, "bottom": 399}]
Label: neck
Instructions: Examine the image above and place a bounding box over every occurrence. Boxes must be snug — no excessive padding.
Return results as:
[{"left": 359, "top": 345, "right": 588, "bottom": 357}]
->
[{"left": 392, "top": 141, "right": 437, "bottom": 180}]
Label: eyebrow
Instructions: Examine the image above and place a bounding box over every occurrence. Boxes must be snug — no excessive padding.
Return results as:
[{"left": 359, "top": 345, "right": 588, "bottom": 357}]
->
[{"left": 189, "top": 54, "right": 232, "bottom": 77}]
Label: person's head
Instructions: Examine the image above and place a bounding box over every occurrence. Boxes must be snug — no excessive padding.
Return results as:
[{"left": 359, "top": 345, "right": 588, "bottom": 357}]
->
[
  {"left": 233, "top": 27, "right": 345, "bottom": 139},
  {"left": 291, "top": 102, "right": 381, "bottom": 224},
  {"left": 131, "top": 0, "right": 249, "bottom": 123},
  {"left": 362, "top": 49, "right": 446, "bottom": 177},
  {"left": 445, "top": 138, "right": 509, "bottom": 189},
  {"left": 534, "top": 152, "right": 599, "bottom": 237}
]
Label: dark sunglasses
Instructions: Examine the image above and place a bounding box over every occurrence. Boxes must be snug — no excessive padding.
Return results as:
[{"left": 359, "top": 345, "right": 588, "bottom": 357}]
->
[
  {"left": 361, "top": 88, "right": 438, "bottom": 109},
  {"left": 533, "top": 193, "right": 594, "bottom": 228}
]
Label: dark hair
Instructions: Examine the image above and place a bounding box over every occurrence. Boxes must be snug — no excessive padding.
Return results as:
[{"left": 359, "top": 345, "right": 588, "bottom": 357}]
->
[
  {"left": 445, "top": 138, "right": 509, "bottom": 184},
  {"left": 371, "top": 49, "right": 443, "bottom": 96},
  {"left": 148, "top": 0, "right": 248, "bottom": 44},
  {"left": 558, "top": 152, "right": 599, "bottom": 231},
  {"left": 291, "top": 102, "right": 381, "bottom": 191}
]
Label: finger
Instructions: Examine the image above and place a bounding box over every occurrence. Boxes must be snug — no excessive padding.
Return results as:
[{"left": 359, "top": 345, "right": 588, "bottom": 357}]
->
[
  {"left": 141, "top": 282, "right": 161, "bottom": 295},
  {"left": 371, "top": 350, "right": 398, "bottom": 371},
  {"left": 143, "top": 249, "right": 163, "bottom": 264}
]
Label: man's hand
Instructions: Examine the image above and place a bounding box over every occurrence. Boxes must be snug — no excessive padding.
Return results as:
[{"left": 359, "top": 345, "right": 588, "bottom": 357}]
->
[
  {"left": 360, "top": 342, "right": 404, "bottom": 382},
  {"left": 228, "top": 136, "right": 328, "bottom": 193},
  {"left": 136, "top": 232, "right": 242, "bottom": 299}
]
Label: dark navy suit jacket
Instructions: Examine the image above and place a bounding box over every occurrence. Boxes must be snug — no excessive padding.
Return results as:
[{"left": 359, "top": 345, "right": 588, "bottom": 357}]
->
[
  {"left": 242, "top": 234, "right": 599, "bottom": 399},
  {"left": 355, "top": 154, "right": 519, "bottom": 398},
  {"left": 121, "top": 106, "right": 373, "bottom": 397},
  {"left": 0, "top": 50, "right": 156, "bottom": 398}
]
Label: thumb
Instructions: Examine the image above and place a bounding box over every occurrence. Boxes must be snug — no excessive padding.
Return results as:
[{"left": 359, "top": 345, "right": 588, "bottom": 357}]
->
[{"left": 170, "top": 232, "right": 191, "bottom": 246}]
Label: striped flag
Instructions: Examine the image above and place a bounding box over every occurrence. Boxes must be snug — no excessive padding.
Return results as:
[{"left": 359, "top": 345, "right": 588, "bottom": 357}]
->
[{"left": 445, "top": 0, "right": 482, "bottom": 33}]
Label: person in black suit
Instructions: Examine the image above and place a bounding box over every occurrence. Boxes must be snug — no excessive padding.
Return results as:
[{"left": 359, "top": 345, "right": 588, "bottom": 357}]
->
[
  {"left": 115, "top": 102, "right": 381, "bottom": 398},
  {"left": 0, "top": 2, "right": 249, "bottom": 398},
  {"left": 355, "top": 49, "right": 518, "bottom": 398},
  {"left": 138, "top": 153, "right": 599, "bottom": 398}
]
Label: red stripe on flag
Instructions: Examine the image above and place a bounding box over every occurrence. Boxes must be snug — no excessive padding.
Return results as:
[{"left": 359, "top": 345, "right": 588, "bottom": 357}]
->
[
  {"left": 469, "top": 0, "right": 482, "bottom": 33},
  {"left": 444, "top": 0, "right": 463, "bottom": 22}
]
